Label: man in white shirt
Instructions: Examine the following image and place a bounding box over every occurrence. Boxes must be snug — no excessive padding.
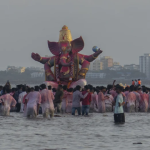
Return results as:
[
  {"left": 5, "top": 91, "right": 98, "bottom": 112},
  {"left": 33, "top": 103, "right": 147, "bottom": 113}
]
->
[
  {"left": 114, "top": 85, "right": 125, "bottom": 123},
  {"left": 135, "top": 80, "right": 138, "bottom": 86}
]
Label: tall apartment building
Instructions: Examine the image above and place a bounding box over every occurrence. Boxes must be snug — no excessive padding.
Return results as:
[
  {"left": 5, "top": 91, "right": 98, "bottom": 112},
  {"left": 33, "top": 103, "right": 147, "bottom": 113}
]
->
[
  {"left": 93, "top": 60, "right": 103, "bottom": 71},
  {"left": 139, "top": 54, "right": 150, "bottom": 79},
  {"left": 92, "top": 56, "right": 113, "bottom": 71},
  {"left": 100, "top": 56, "right": 113, "bottom": 70}
]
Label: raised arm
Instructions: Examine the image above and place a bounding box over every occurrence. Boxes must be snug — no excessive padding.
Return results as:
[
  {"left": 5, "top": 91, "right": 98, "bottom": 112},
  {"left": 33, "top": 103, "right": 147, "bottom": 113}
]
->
[
  {"left": 78, "top": 49, "right": 102, "bottom": 62},
  {"left": 31, "top": 54, "right": 56, "bottom": 81},
  {"left": 112, "top": 80, "right": 116, "bottom": 89},
  {"left": 31, "top": 53, "right": 50, "bottom": 64}
]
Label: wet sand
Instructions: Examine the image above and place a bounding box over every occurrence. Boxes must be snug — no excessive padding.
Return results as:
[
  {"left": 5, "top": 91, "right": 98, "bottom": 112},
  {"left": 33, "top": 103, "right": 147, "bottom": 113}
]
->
[{"left": 0, "top": 113, "right": 150, "bottom": 150}]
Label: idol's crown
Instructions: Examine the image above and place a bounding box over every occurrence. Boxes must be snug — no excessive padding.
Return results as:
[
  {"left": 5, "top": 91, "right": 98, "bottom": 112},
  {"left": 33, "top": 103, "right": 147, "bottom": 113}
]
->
[
  {"left": 62, "top": 25, "right": 68, "bottom": 30},
  {"left": 59, "top": 25, "right": 72, "bottom": 43}
]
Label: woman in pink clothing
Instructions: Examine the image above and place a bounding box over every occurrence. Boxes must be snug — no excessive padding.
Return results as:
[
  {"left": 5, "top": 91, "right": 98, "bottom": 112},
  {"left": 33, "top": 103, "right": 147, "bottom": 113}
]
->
[
  {"left": 105, "top": 94, "right": 114, "bottom": 112},
  {"left": 139, "top": 88, "right": 148, "bottom": 112},
  {"left": 90, "top": 88, "right": 98, "bottom": 113},
  {"left": 66, "top": 88, "right": 73, "bottom": 113},
  {"left": 0, "top": 88, "right": 16, "bottom": 116},
  {"left": 125, "top": 86, "right": 136, "bottom": 112},
  {"left": 105, "top": 85, "right": 114, "bottom": 112},
  {"left": 97, "top": 87, "right": 109, "bottom": 113}
]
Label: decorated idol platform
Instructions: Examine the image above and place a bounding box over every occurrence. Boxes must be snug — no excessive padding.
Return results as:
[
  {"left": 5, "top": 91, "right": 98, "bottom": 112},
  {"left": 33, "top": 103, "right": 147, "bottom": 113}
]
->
[{"left": 31, "top": 25, "right": 102, "bottom": 88}]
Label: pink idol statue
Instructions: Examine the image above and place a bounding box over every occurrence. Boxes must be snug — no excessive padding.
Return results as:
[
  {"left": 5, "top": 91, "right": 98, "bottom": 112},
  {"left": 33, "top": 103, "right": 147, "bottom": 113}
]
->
[{"left": 31, "top": 25, "right": 102, "bottom": 88}]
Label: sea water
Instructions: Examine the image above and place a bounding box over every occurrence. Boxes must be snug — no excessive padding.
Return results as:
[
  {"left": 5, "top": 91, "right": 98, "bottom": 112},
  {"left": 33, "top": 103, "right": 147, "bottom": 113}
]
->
[{"left": 0, "top": 113, "right": 150, "bottom": 150}]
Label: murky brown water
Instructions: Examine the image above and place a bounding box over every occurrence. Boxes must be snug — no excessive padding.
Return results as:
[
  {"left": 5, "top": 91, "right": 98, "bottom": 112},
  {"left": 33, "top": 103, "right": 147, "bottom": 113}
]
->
[{"left": 0, "top": 113, "right": 150, "bottom": 150}]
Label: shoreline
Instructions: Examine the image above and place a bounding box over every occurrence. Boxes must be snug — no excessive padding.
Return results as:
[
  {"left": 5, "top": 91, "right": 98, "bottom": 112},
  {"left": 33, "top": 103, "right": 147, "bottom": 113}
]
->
[{"left": 0, "top": 79, "right": 150, "bottom": 86}]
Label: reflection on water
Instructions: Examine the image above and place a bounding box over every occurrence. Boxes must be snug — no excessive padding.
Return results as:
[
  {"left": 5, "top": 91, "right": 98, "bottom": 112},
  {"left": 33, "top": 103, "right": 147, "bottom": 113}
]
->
[{"left": 0, "top": 113, "right": 150, "bottom": 150}]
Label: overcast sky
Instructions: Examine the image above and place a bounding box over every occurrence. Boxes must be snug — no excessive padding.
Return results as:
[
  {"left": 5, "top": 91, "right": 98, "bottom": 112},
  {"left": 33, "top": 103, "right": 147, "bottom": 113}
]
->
[{"left": 0, "top": 0, "right": 150, "bottom": 70}]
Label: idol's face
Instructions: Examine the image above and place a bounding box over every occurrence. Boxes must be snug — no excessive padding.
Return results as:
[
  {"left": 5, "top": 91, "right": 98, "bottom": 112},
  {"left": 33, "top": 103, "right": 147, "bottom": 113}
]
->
[{"left": 60, "top": 42, "right": 71, "bottom": 54}]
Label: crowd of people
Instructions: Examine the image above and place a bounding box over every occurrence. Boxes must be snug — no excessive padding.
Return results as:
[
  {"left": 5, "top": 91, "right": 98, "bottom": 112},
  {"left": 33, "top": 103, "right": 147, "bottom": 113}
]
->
[{"left": 0, "top": 79, "right": 149, "bottom": 123}]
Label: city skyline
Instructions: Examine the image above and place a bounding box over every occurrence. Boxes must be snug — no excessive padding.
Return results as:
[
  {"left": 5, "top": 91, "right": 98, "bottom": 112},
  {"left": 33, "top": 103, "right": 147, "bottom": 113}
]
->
[{"left": 1, "top": 53, "right": 145, "bottom": 71}]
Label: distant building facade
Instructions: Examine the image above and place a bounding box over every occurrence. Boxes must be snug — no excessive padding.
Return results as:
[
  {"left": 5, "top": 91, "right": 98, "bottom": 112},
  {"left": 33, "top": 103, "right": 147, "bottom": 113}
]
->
[
  {"left": 139, "top": 54, "right": 150, "bottom": 79},
  {"left": 92, "top": 56, "right": 116, "bottom": 71},
  {"left": 86, "top": 72, "right": 106, "bottom": 79},
  {"left": 100, "top": 56, "right": 113, "bottom": 70},
  {"left": 31, "top": 72, "right": 44, "bottom": 78},
  {"left": 108, "top": 65, "right": 123, "bottom": 71},
  {"left": 18, "top": 67, "right": 26, "bottom": 73},
  {"left": 7, "top": 66, "right": 26, "bottom": 73},
  {"left": 113, "top": 62, "right": 120, "bottom": 65},
  {"left": 124, "top": 64, "right": 140, "bottom": 70},
  {"left": 7, "top": 66, "right": 18, "bottom": 72},
  {"left": 89, "top": 62, "right": 93, "bottom": 71},
  {"left": 26, "top": 67, "right": 44, "bottom": 72},
  {"left": 93, "top": 60, "right": 103, "bottom": 71}
]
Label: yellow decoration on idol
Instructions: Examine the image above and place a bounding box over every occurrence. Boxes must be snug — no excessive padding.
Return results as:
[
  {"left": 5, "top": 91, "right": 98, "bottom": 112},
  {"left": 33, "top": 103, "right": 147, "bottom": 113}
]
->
[{"left": 59, "top": 25, "right": 73, "bottom": 43}]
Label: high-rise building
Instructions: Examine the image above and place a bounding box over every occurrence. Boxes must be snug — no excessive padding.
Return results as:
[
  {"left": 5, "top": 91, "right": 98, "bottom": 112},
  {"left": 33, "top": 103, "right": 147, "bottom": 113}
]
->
[
  {"left": 139, "top": 54, "right": 150, "bottom": 79},
  {"left": 93, "top": 60, "right": 102, "bottom": 71},
  {"left": 92, "top": 56, "right": 114, "bottom": 71},
  {"left": 100, "top": 56, "right": 113, "bottom": 70}
]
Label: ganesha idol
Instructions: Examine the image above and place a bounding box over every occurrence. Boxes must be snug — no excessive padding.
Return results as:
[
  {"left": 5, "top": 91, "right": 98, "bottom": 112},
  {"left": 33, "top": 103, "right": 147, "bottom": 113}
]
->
[{"left": 31, "top": 25, "right": 102, "bottom": 88}]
